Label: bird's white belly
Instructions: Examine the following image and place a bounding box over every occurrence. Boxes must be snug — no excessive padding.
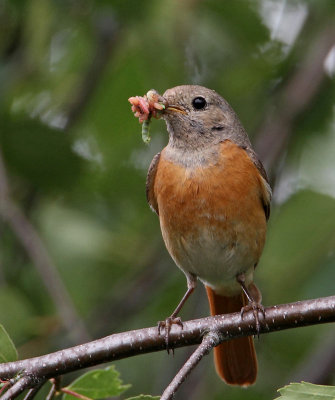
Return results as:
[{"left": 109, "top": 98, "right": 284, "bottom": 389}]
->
[{"left": 162, "top": 221, "right": 256, "bottom": 296}]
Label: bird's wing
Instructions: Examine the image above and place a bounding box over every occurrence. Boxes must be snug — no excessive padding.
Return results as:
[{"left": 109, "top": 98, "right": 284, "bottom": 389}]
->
[
  {"left": 245, "top": 148, "right": 272, "bottom": 220},
  {"left": 146, "top": 152, "right": 161, "bottom": 215}
]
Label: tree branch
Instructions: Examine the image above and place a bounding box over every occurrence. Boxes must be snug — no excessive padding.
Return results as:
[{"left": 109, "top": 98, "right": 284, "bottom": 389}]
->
[
  {"left": 0, "top": 12, "right": 120, "bottom": 347},
  {"left": 22, "top": 381, "right": 45, "bottom": 400},
  {"left": 0, "top": 150, "right": 90, "bottom": 344},
  {"left": 255, "top": 21, "right": 335, "bottom": 175},
  {"left": 0, "top": 376, "right": 34, "bottom": 400},
  {"left": 161, "top": 331, "right": 220, "bottom": 400},
  {"left": 64, "top": 12, "right": 119, "bottom": 131},
  {"left": 0, "top": 295, "right": 334, "bottom": 397}
]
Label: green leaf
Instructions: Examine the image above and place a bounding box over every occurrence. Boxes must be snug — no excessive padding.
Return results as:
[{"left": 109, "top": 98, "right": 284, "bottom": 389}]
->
[
  {"left": 0, "top": 324, "right": 18, "bottom": 362},
  {"left": 275, "top": 382, "right": 335, "bottom": 399},
  {"left": 126, "top": 396, "right": 160, "bottom": 400},
  {"left": 62, "top": 365, "right": 130, "bottom": 400}
]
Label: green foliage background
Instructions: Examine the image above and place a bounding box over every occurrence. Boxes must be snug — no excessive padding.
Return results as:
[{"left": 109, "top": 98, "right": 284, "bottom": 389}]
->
[{"left": 0, "top": 0, "right": 335, "bottom": 399}]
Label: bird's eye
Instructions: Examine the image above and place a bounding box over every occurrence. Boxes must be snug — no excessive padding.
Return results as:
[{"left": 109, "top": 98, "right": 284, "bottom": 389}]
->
[{"left": 192, "top": 96, "right": 207, "bottom": 110}]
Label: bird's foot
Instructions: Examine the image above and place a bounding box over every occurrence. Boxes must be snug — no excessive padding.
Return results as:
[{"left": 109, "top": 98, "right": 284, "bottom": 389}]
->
[
  {"left": 241, "top": 301, "right": 265, "bottom": 336},
  {"left": 158, "top": 316, "right": 184, "bottom": 354}
]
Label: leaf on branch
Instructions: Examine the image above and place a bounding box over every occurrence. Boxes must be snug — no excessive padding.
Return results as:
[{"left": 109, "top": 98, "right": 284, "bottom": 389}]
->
[
  {"left": 0, "top": 324, "right": 18, "bottom": 363},
  {"left": 62, "top": 365, "right": 131, "bottom": 400},
  {"left": 275, "top": 381, "right": 335, "bottom": 399},
  {"left": 126, "top": 396, "right": 160, "bottom": 400}
]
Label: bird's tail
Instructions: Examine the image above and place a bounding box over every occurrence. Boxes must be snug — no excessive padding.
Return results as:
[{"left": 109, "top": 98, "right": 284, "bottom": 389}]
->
[{"left": 205, "top": 286, "right": 257, "bottom": 386}]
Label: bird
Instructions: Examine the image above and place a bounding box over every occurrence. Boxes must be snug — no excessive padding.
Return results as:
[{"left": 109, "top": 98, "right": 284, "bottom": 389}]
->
[{"left": 145, "top": 85, "right": 271, "bottom": 386}]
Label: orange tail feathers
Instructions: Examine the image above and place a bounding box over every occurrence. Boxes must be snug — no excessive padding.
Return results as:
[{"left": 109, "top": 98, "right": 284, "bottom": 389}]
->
[{"left": 206, "top": 286, "right": 257, "bottom": 386}]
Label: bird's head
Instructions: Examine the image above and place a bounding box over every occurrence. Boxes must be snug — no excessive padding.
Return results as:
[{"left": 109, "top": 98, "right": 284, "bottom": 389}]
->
[{"left": 162, "top": 85, "right": 250, "bottom": 151}]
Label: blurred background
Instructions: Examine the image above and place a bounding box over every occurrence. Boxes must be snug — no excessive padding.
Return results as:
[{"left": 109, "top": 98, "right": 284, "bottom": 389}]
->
[{"left": 0, "top": 0, "right": 335, "bottom": 399}]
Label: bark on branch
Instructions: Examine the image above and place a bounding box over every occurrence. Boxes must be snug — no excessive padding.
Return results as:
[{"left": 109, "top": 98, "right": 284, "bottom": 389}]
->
[{"left": 0, "top": 295, "right": 334, "bottom": 398}]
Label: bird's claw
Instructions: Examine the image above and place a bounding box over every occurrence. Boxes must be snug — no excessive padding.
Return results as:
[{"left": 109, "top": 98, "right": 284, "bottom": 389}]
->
[
  {"left": 158, "top": 316, "right": 183, "bottom": 354},
  {"left": 241, "top": 301, "right": 265, "bottom": 336}
]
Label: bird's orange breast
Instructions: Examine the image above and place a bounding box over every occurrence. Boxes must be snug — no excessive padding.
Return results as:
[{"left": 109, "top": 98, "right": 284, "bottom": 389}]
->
[{"left": 153, "top": 140, "right": 267, "bottom": 294}]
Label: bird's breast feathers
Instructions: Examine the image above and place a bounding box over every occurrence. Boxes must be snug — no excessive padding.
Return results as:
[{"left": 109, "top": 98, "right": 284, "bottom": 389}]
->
[{"left": 151, "top": 140, "right": 269, "bottom": 294}]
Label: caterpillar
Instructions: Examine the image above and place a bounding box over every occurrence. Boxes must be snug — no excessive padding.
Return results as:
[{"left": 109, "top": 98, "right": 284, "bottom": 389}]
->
[
  {"left": 141, "top": 118, "right": 151, "bottom": 144},
  {"left": 129, "top": 90, "right": 167, "bottom": 144}
]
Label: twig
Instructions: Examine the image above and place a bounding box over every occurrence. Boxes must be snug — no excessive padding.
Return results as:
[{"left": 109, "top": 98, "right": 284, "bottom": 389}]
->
[
  {"left": 252, "top": 19, "right": 335, "bottom": 383},
  {"left": 46, "top": 377, "right": 61, "bottom": 400},
  {"left": 0, "top": 295, "right": 334, "bottom": 387},
  {"left": 22, "top": 381, "right": 45, "bottom": 400},
  {"left": 64, "top": 12, "right": 119, "bottom": 131},
  {"left": 0, "top": 14, "right": 120, "bottom": 347},
  {"left": 0, "top": 375, "right": 33, "bottom": 400},
  {"left": 255, "top": 22, "right": 335, "bottom": 174},
  {"left": 0, "top": 150, "right": 90, "bottom": 344},
  {"left": 46, "top": 385, "right": 57, "bottom": 400},
  {"left": 1, "top": 199, "right": 90, "bottom": 343},
  {"left": 161, "top": 331, "right": 220, "bottom": 400},
  {"left": 61, "top": 388, "right": 92, "bottom": 400},
  {"left": 0, "top": 381, "right": 10, "bottom": 397},
  {"left": 45, "top": 384, "right": 57, "bottom": 400}
]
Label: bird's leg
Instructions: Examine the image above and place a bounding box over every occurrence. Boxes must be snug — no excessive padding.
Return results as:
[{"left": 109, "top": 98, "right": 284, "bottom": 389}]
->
[
  {"left": 236, "top": 273, "right": 265, "bottom": 335},
  {"left": 158, "top": 274, "right": 197, "bottom": 353}
]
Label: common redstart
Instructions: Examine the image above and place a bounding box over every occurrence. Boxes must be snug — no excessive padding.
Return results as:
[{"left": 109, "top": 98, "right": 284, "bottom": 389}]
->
[{"left": 131, "top": 85, "right": 271, "bottom": 386}]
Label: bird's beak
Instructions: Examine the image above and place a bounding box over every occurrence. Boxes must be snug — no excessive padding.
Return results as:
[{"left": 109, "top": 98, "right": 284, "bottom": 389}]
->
[{"left": 165, "top": 105, "right": 187, "bottom": 115}]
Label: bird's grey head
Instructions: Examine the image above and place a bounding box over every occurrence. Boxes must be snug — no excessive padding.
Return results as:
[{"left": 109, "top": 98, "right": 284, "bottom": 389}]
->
[{"left": 162, "top": 85, "right": 251, "bottom": 151}]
